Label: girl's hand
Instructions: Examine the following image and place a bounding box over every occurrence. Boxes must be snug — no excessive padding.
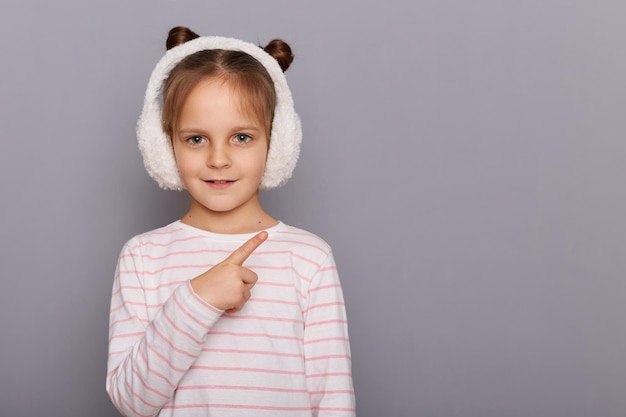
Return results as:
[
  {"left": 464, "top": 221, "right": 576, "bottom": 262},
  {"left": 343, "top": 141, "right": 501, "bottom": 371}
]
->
[{"left": 190, "top": 231, "right": 268, "bottom": 313}]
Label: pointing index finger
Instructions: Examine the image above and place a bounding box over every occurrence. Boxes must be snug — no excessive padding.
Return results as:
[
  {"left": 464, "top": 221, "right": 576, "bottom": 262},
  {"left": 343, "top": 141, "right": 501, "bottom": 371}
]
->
[{"left": 226, "top": 231, "right": 268, "bottom": 266}]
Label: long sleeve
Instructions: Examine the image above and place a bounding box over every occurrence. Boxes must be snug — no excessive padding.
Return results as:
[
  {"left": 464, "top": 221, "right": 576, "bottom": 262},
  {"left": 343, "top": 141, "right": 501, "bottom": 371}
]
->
[
  {"left": 106, "top": 239, "right": 223, "bottom": 417},
  {"left": 303, "top": 252, "right": 356, "bottom": 416}
]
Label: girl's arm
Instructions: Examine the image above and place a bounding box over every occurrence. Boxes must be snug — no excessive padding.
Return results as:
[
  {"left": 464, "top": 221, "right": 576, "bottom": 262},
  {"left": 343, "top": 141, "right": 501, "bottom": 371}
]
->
[
  {"left": 303, "top": 252, "right": 356, "bottom": 417},
  {"left": 106, "top": 240, "right": 223, "bottom": 417}
]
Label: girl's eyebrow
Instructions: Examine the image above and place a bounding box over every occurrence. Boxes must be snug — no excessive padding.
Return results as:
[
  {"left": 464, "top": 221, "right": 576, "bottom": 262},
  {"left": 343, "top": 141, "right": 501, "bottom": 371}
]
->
[
  {"left": 230, "top": 125, "right": 262, "bottom": 132},
  {"left": 177, "top": 128, "right": 205, "bottom": 135}
]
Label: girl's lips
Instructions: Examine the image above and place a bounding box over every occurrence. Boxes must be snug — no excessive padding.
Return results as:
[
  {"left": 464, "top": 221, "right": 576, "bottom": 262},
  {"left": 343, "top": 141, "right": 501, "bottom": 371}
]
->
[{"left": 205, "top": 179, "right": 235, "bottom": 190}]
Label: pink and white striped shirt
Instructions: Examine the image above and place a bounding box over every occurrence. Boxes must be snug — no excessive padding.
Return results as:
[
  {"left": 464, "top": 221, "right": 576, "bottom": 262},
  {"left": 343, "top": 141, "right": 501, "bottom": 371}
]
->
[{"left": 107, "top": 221, "right": 355, "bottom": 416}]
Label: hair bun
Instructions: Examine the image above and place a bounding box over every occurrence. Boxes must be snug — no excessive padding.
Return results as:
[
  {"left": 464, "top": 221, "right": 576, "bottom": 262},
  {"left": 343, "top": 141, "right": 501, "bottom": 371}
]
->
[
  {"left": 263, "top": 39, "right": 294, "bottom": 72},
  {"left": 166, "top": 26, "right": 200, "bottom": 50}
]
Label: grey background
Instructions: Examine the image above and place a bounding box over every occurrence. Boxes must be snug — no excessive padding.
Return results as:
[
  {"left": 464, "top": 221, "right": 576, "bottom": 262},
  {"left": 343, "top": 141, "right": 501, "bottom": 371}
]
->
[{"left": 0, "top": 1, "right": 624, "bottom": 416}]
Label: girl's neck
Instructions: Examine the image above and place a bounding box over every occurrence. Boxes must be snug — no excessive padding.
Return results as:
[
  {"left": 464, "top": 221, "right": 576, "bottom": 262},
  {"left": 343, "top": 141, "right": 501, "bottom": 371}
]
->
[{"left": 181, "top": 196, "right": 277, "bottom": 234}]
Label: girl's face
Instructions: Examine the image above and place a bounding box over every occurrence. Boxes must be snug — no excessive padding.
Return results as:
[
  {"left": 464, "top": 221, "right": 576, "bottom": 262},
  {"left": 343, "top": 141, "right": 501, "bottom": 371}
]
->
[{"left": 173, "top": 77, "right": 269, "bottom": 225}]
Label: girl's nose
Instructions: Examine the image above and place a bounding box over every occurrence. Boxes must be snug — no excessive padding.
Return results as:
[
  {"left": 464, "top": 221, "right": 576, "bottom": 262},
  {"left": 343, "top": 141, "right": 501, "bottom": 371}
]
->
[{"left": 206, "top": 144, "right": 231, "bottom": 169}]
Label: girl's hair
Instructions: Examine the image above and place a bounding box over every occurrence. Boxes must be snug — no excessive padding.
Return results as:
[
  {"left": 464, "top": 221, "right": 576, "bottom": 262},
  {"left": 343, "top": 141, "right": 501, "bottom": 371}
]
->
[{"left": 162, "top": 26, "right": 294, "bottom": 141}]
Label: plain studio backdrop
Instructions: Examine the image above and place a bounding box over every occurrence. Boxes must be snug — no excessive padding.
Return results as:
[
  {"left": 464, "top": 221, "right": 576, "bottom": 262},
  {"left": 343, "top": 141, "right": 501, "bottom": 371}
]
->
[{"left": 0, "top": 1, "right": 624, "bottom": 416}]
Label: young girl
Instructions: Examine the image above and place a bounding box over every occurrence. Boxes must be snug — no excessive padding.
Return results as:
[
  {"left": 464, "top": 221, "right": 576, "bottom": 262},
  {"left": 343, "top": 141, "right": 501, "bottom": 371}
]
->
[{"left": 107, "top": 27, "right": 355, "bottom": 417}]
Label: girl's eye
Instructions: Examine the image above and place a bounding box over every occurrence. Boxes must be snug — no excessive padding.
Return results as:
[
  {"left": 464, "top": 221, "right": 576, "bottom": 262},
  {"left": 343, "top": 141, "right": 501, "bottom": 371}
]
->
[
  {"left": 186, "top": 136, "right": 206, "bottom": 145},
  {"left": 233, "top": 134, "right": 252, "bottom": 144}
]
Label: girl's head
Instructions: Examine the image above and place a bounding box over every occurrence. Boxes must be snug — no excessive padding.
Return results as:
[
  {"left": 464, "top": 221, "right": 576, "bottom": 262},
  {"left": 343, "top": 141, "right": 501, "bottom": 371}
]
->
[{"left": 137, "top": 27, "right": 302, "bottom": 190}]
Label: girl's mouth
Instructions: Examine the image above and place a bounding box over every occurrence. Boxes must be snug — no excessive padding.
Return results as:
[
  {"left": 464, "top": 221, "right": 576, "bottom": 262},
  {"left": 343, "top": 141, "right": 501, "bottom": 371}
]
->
[{"left": 206, "top": 179, "right": 235, "bottom": 189}]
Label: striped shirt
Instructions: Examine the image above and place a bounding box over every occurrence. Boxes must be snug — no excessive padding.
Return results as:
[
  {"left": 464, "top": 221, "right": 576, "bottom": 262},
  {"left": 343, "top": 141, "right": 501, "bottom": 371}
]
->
[{"left": 107, "top": 221, "right": 355, "bottom": 416}]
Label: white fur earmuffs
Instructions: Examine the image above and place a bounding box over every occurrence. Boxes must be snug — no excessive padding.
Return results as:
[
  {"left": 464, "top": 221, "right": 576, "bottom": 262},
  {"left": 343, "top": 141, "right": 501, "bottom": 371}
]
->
[{"left": 137, "top": 36, "right": 302, "bottom": 190}]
